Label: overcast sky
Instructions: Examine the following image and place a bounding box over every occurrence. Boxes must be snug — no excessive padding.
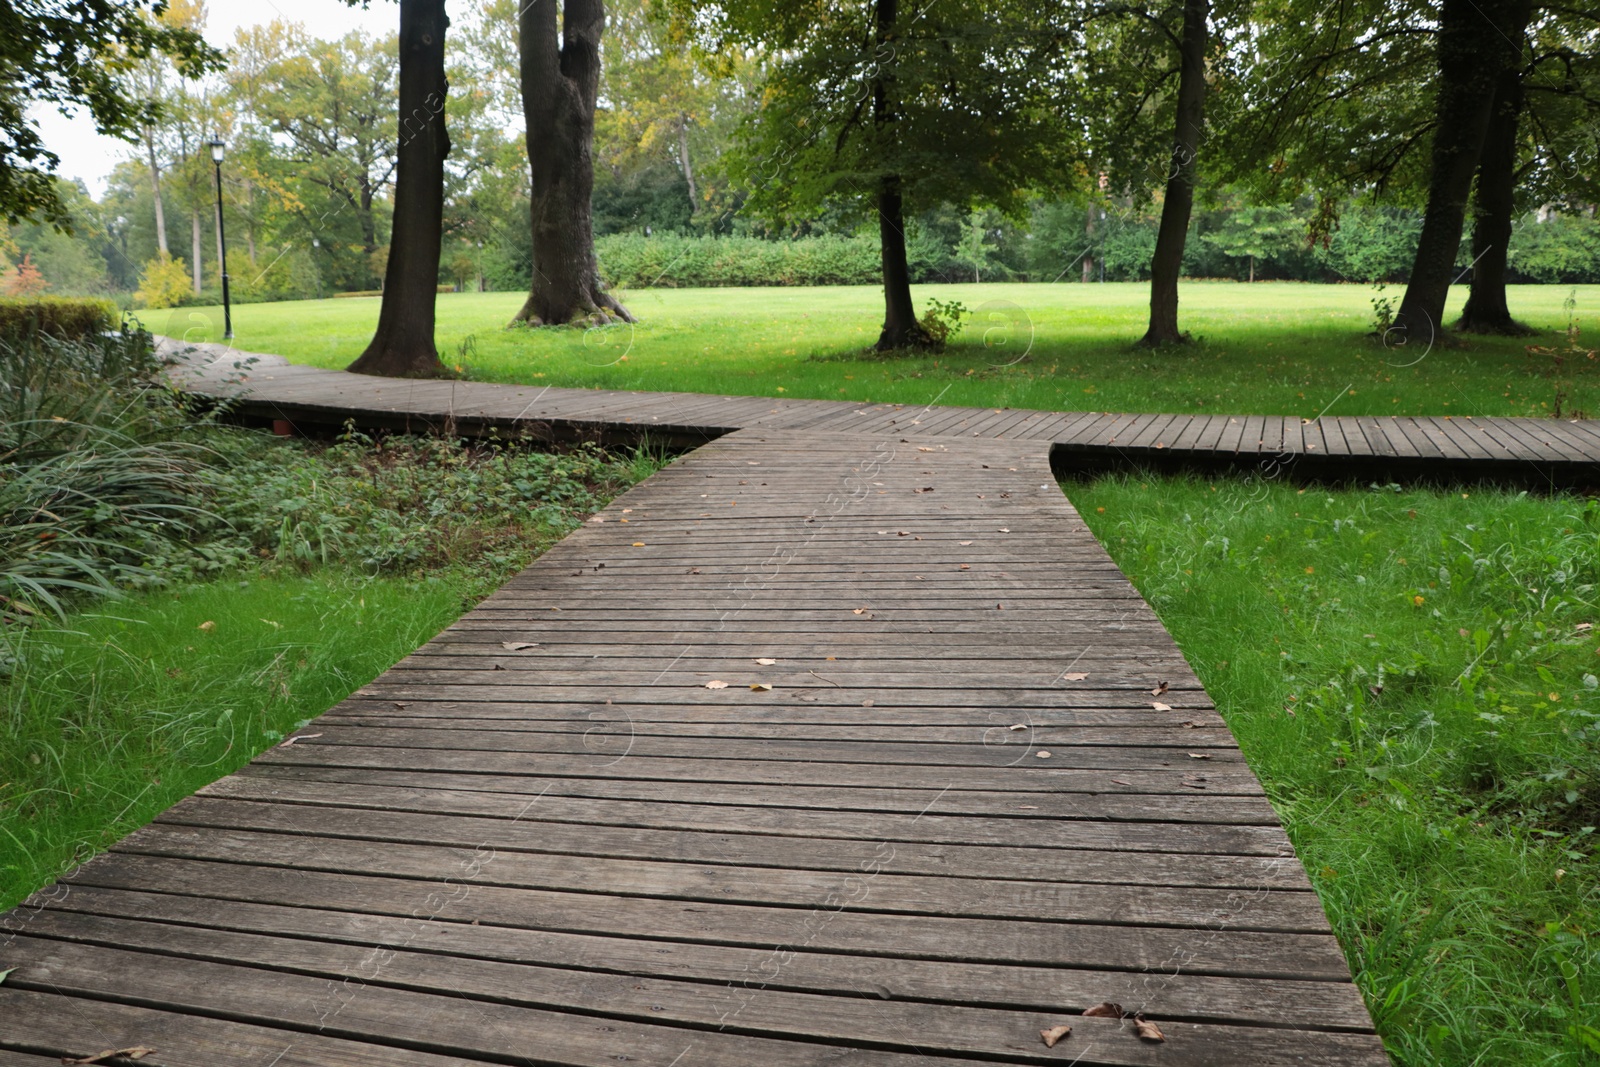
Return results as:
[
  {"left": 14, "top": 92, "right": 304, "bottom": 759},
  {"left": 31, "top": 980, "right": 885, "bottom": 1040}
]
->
[{"left": 32, "top": 0, "right": 397, "bottom": 198}]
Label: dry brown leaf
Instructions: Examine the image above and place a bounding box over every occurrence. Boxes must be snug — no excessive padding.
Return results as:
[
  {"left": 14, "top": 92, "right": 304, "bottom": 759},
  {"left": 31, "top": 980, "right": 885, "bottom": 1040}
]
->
[
  {"left": 63, "top": 1048, "right": 157, "bottom": 1065},
  {"left": 861, "top": 699, "right": 875, "bottom": 707},
  {"left": 750, "top": 683, "right": 773, "bottom": 691},
  {"left": 958, "top": 540, "right": 974, "bottom": 545},
  {"left": 1179, "top": 720, "right": 1198, "bottom": 728},
  {"left": 852, "top": 607, "right": 869, "bottom": 615},
  {"left": 755, "top": 658, "right": 777, "bottom": 665},
  {"left": 1036, "top": 750, "right": 1052, "bottom": 758},
  {"left": 500, "top": 641, "right": 539, "bottom": 651},
  {"left": 391, "top": 702, "right": 410, "bottom": 709},
  {"left": 1039, "top": 1024, "right": 1073, "bottom": 1048},
  {"left": 1151, "top": 681, "right": 1170, "bottom": 696},
  {"left": 1081, "top": 1002, "right": 1124, "bottom": 1018},
  {"left": 1008, "top": 723, "right": 1027, "bottom": 731},
  {"left": 1151, "top": 701, "right": 1173, "bottom": 711},
  {"left": 958, "top": 564, "right": 970, "bottom": 570},
  {"left": 1061, "top": 671, "right": 1089, "bottom": 681},
  {"left": 1576, "top": 622, "right": 1593, "bottom": 632},
  {"left": 197, "top": 620, "right": 215, "bottom": 633},
  {"left": 278, "top": 733, "right": 322, "bottom": 747},
  {"left": 917, "top": 446, "right": 936, "bottom": 452},
  {"left": 997, "top": 527, "right": 1010, "bottom": 533},
  {"left": 704, "top": 680, "right": 729, "bottom": 690},
  {"left": 1188, "top": 752, "right": 1212, "bottom": 760},
  {"left": 1132, "top": 1014, "right": 1165, "bottom": 1042},
  {"left": 631, "top": 542, "right": 646, "bottom": 547}
]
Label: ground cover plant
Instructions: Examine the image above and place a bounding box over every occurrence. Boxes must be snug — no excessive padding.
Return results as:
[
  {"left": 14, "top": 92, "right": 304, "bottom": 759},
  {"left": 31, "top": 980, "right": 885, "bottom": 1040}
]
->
[
  {"left": 164, "top": 282, "right": 1600, "bottom": 419},
  {"left": 1072, "top": 474, "right": 1600, "bottom": 1066}
]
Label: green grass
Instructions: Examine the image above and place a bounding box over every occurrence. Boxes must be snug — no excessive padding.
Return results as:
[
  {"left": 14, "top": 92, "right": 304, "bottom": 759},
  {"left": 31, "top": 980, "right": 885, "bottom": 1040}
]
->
[
  {"left": 1072, "top": 475, "right": 1600, "bottom": 1066},
  {"left": 159, "top": 281, "right": 1600, "bottom": 419},
  {"left": 0, "top": 570, "right": 478, "bottom": 908}
]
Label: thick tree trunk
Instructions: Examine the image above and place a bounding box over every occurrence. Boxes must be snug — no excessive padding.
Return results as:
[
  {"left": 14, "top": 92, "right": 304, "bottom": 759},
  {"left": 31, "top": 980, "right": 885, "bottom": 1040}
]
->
[
  {"left": 678, "top": 118, "right": 698, "bottom": 213},
  {"left": 190, "top": 210, "right": 202, "bottom": 294},
  {"left": 348, "top": 0, "right": 451, "bottom": 379},
  {"left": 1458, "top": 60, "right": 1531, "bottom": 334},
  {"left": 876, "top": 178, "right": 931, "bottom": 351},
  {"left": 1392, "top": 0, "right": 1529, "bottom": 340},
  {"left": 512, "top": 0, "right": 631, "bottom": 326},
  {"left": 1139, "top": 0, "right": 1208, "bottom": 347},
  {"left": 871, "top": 0, "right": 932, "bottom": 352},
  {"left": 144, "top": 131, "right": 169, "bottom": 256}
]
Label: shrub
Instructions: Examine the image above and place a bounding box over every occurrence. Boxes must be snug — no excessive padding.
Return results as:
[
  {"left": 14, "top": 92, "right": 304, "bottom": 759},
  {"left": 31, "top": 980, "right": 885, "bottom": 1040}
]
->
[
  {"left": 596, "top": 233, "right": 882, "bottom": 288},
  {"left": 135, "top": 252, "right": 193, "bottom": 309},
  {"left": 0, "top": 297, "right": 117, "bottom": 341}
]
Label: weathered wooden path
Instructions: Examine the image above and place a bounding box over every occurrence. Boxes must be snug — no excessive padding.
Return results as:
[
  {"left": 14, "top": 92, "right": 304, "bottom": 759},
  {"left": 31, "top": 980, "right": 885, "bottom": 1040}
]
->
[
  {"left": 160, "top": 339, "right": 1600, "bottom": 487},
  {"left": 0, "top": 337, "right": 1513, "bottom": 1065}
]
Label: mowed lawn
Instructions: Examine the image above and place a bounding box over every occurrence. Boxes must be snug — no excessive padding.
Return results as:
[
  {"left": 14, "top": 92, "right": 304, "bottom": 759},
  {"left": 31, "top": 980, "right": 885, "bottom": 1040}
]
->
[{"left": 161, "top": 281, "right": 1600, "bottom": 419}]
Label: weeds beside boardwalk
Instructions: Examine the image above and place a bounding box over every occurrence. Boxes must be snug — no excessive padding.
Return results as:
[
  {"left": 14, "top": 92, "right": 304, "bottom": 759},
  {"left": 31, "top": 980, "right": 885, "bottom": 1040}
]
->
[
  {"left": 1074, "top": 474, "right": 1599, "bottom": 1066},
  {"left": 164, "top": 282, "right": 1600, "bottom": 419}
]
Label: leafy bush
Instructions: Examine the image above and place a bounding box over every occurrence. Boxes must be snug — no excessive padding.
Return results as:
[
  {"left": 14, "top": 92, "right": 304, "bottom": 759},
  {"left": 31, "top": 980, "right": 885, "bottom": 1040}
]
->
[
  {"left": 0, "top": 296, "right": 117, "bottom": 340},
  {"left": 135, "top": 252, "right": 193, "bottom": 309},
  {"left": 597, "top": 233, "right": 883, "bottom": 288}
]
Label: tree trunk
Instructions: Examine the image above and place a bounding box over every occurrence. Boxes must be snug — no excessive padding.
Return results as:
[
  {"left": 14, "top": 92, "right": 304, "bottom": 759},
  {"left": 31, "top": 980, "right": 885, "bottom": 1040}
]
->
[
  {"left": 1139, "top": 0, "right": 1208, "bottom": 347},
  {"left": 1392, "top": 0, "right": 1529, "bottom": 341},
  {"left": 144, "top": 131, "right": 169, "bottom": 256},
  {"left": 871, "top": 0, "right": 932, "bottom": 352},
  {"left": 190, "top": 210, "right": 202, "bottom": 294},
  {"left": 1082, "top": 205, "right": 1095, "bottom": 284},
  {"left": 876, "top": 177, "right": 931, "bottom": 351},
  {"left": 348, "top": 0, "right": 452, "bottom": 379},
  {"left": 1458, "top": 58, "right": 1531, "bottom": 334},
  {"left": 1248, "top": 255, "right": 1254, "bottom": 283},
  {"left": 678, "top": 117, "right": 698, "bottom": 214},
  {"left": 243, "top": 177, "right": 257, "bottom": 265},
  {"left": 512, "top": 0, "right": 631, "bottom": 326}
]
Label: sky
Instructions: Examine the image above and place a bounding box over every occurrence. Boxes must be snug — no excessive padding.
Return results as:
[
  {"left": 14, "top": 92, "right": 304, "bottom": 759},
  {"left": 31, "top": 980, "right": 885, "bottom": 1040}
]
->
[{"left": 31, "top": 0, "right": 397, "bottom": 199}]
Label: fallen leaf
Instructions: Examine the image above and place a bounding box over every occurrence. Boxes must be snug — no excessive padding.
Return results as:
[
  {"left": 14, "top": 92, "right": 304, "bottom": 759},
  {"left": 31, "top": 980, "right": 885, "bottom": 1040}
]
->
[
  {"left": 861, "top": 699, "right": 875, "bottom": 707},
  {"left": 755, "top": 658, "right": 777, "bottom": 665},
  {"left": 501, "top": 641, "right": 539, "bottom": 651},
  {"left": 391, "top": 702, "right": 410, "bottom": 709},
  {"left": 1179, "top": 720, "right": 1198, "bottom": 728},
  {"left": 278, "top": 733, "right": 322, "bottom": 747},
  {"left": 1036, "top": 750, "right": 1052, "bottom": 758},
  {"left": 1061, "top": 672, "right": 1089, "bottom": 681},
  {"left": 705, "top": 680, "right": 730, "bottom": 689},
  {"left": 197, "top": 620, "right": 215, "bottom": 632},
  {"left": 1187, "top": 752, "right": 1212, "bottom": 760},
  {"left": 852, "top": 607, "right": 870, "bottom": 615},
  {"left": 64, "top": 1048, "right": 157, "bottom": 1064},
  {"left": 1132, "top": 1014, "right": 1165, "bottom": 1042},
  {"left": 917, "top": 446, "right": 935, "bottom": 452},
  {"left": 1152, "top": 701, "right": 1173, "bottom": 711},
  {"left": 632, "top": 542, "right": 646, "bottom": 547},
  {"left": 1577, "top": 622, "right": 1594, "bottom": 632},
  {"left": 750, "top": 683, "right": 773, "bottom": 691},
  {"left": 997, "top": 527, "right": 1010, "bottom": 533},
  {"left": 1016, "top": 804, "right": 1038, "bottom": 810},
  {"left": 0, "top": 966, "right": 13, "bottom": 984},
  {"left": 958, "top": 540, "right": 974, "bottom": 545},
  {"left": 958, "top": 564, "right": 970, "bottom": 570},
  {"left": 1151, "top": 681, "right": 1169, "bottom": 696},
  {"left": 1082, "top": 1002, "right": 1124, "bottom": 1019},
  {"left": 1039, "top": 1025, "right": 1073, "bottom": 1048},
  {"left": 897, "top": 530, "right": 910, "bottom": 536},
  {"left": 1008, "top": 723, "right": 1027, "bottom": 731}
]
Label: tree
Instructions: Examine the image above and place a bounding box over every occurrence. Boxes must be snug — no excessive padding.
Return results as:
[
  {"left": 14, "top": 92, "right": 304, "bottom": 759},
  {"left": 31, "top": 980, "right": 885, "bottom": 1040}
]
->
[
  {"left": 348, "top": 0, "right": 452, "bottom": 377},
  {"left": 0, "top": 0, "right": 221, "bottom": 227},
  {"left": 671, "top": 0, "right": 1079, "bottom": 350},
  {"left": 1392, "top": 0, "right": 1533, "bottom": 341},
  {"left": 1143, "top": 0, "right": 1210, "bottom": 344},
  {"left": 512, "top": 0, "right": 633, "bottom": 326}
]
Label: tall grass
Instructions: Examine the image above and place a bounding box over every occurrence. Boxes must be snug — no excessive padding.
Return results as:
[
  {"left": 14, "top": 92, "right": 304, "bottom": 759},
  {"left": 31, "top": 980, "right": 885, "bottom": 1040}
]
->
[{"left": 0, "top": 326, "right": 212, "bottom": 621}]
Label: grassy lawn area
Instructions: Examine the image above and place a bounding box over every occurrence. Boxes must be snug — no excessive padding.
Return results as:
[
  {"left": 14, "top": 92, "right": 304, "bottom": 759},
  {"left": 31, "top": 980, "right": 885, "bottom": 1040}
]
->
[
  {"left": 1074, "top": 475, "right": 1599, "bottom": 1065},
  {"left": 159, "top": 281, "right": 1600, "bottom": 419}
]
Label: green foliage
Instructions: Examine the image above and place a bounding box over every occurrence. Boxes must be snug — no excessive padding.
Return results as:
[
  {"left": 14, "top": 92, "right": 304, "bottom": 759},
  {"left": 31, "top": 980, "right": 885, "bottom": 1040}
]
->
[
  {"left": 0, "top": 0, "right": 223, "bottom": 227},
  {"left": 596, "top": 233, "right": 884, "bottom": 288},
  {"left": 1075, "top": 475, "right": 1599, "bottom": 1066},
  {"left": 916, "top": 297, "right": 967, "bottom": 347},
  {"left": 1510, "top": 216, "right": 1600, "bottom": 286},
  {"left": 0, "top": 296, "right": 116, "bottom": 340},
  {"left": 135, "top": 251, "right": 193, "bottom": 309}
]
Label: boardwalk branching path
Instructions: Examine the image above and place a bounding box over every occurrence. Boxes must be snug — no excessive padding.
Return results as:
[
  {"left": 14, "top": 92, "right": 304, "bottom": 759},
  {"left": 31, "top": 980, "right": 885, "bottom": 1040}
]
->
[{"left": 1, "top": 341, "right": 1507, "bottom": 1065}]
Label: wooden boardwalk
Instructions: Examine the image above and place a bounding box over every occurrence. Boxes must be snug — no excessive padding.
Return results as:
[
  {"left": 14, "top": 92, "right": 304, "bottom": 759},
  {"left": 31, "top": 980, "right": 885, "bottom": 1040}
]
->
[
  {"left": 161, "top": 339, "right": 1600, "bottom": 487},
  {"left": 0, "top": 341, "right": 1434, "bottom": 1064}
]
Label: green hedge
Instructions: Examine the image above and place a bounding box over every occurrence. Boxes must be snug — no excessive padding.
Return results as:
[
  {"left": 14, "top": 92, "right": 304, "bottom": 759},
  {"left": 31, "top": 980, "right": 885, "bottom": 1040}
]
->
[
  {"left": 596, "top": 234, "right": 882, "bottom": 288},
  {"left": 0, "top": 297, "right": 118, "bottom": 341}
]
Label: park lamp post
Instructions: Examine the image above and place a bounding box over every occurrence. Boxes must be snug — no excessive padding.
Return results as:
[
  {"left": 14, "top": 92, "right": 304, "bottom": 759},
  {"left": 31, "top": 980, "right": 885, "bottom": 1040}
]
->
[{"left": 208, "top": 135, "right": 233, "bottom": 340}]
